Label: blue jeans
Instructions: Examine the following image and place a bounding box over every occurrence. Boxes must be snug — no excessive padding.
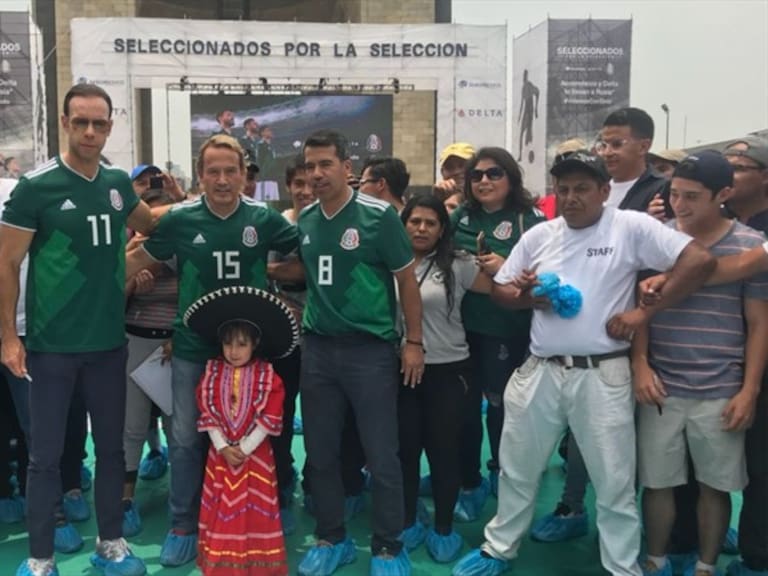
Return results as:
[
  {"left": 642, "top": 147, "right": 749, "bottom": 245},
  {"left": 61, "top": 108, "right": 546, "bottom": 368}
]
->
[{"left": 168, "top": 356, "right": 206, "bottom": 532}]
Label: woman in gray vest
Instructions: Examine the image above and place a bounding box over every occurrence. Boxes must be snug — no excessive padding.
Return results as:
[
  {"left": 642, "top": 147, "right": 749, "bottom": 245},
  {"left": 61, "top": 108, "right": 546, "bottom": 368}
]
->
[{"left": 396, "top": 194, "right": 492, "bottom": 564}]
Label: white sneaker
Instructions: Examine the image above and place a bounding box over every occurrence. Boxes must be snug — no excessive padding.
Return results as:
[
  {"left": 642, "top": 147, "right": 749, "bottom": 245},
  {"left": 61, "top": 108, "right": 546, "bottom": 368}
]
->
[
  {"left": 95, "top": 537, "right": 132, "bottom": 562},
  {"left": 21, "top": 558, "right": 57, "bottom": 576}
]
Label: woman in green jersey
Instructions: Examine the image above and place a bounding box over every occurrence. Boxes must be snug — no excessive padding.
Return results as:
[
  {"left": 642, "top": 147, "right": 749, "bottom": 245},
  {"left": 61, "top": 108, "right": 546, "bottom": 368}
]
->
[{"left": 449, "top": 147, "right": 544, "bottom": 521}]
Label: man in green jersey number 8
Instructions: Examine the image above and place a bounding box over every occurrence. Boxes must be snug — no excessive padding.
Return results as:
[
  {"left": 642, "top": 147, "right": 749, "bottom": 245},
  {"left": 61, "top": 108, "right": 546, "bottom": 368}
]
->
[{"left": 293, "top": 130, "right": 424, "bottom": 576}]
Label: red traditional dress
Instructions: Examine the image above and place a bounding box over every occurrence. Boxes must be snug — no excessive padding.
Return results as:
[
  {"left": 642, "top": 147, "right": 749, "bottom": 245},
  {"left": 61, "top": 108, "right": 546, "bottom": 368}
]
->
[{"left": 196, "top": 357, "right": 287, "bottom": 576}]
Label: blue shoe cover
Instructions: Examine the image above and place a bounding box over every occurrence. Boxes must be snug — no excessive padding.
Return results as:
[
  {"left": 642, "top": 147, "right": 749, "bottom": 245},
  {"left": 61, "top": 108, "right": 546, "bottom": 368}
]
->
[
  {"left": 159, "top": 532, "right": 198, "bottom": 567},
  {"left": 122, "top": 501, "right": 142, "bottom": 538},
  {"left": 0, "top": 496, "right": 25, "bottom": 524},
  {"left": 90, "top": 539, "right": 146, "bottom": 576},
  {"left": 418, "top": 475, "right": 432, "bottom": 498},
  {"left": 298, "top": 538, "right": 357, "bottom": 576},
  {"left": 399, "top": 522, "right": 427, "bottom": 551},
  {"left": 16, "top": 559, "right": 59, "bottom": 576},
  {"left": 668, "top": 553, "right": 697, "bottom": 575},
  {"left": 454, "top": 478, "right": 490, "bottom": 523},
  {"left": 530, "top": 510, "right": 588, "bottom": 542},
  {"left": 344, "top": 494, "right": 364, "bottom": 522},
  {"left": 723, "top": 527, "right": 740, "bottom": 555},
  {"left": 452, "top": 549, "right": 508, "bottom": 576},
  {"left": 370, "top": 548, "right": 411, "bottom": 576},
  {"left": 63, "top": 492, "right": 90, "bottom": 523},
  {"left": 727, "top": 559, "right": 768, "bottom": 576},
  {"left": 54, "top": 522, "right": 84, "bottom": 554},
  {"left": 294, "top": 416, "right": 304, "bottom": 434},
  {"left": 80, "top": 465, "right": 92, "bottom": 492},
  {"left": 281, "top": 507, "right": 296, "bottom": 536},
  {"left": 138, "top": 447, "right": 168, "bottom": 481},
  {"left": 684, "top": 563, "right": 722, "bottom": 576},
  {"left": 426, "top": 529, "right": 463, "bottom": 563},
  {"left": 639, "top": 557, "right": 672, "bottom": 576}
]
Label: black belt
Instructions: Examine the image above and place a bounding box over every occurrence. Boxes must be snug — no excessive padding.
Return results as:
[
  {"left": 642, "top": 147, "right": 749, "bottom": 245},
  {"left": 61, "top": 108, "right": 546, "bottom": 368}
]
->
[{"left": 544, "top": 349, "right": 628, "bottom": 369}]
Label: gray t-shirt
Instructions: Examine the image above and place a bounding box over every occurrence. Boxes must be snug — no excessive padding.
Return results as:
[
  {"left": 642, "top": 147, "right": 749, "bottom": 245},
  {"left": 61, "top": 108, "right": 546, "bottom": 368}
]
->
[
  {"left": 649, "top": 220, "right": 768, "bottom": 399},
  {"left": 409, "top": 253, "right": 479, "bottom": 364}
]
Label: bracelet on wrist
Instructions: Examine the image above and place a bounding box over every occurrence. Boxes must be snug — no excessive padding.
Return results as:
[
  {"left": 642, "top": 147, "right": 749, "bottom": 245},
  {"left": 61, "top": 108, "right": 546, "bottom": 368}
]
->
[{"left": 405, "top": 339, "right": 424, "bottom": 348}]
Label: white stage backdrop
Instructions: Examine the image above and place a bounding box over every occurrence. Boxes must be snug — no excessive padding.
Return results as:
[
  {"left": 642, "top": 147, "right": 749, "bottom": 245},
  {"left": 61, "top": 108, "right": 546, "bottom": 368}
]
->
[{"left": 70, "top": 18, "right": 507, "bottom": 175}]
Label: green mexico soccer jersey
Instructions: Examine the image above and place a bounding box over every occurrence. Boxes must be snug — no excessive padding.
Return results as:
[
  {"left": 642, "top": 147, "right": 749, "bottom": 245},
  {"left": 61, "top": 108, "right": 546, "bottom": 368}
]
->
[
  {"left": 298, "top": 191, "right": 413, "bottom": 341},
  {"left": 1, "top": 157, "right": 139, "bottom": 352},
  {"left": 143, "top": 195, "right": 298, "bottom": 362},
  {"left": 451, "top": 203, "right": 545, "bottom": 338}
]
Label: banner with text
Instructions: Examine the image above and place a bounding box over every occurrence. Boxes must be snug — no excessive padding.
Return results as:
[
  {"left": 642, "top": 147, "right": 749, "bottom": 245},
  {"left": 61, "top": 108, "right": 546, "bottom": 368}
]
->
[
  {"left": 70, "top": 18, "right": 507, "bottom": 173},
  {"left": 546, "top": 19, "right": 632, "bottom": 168}
]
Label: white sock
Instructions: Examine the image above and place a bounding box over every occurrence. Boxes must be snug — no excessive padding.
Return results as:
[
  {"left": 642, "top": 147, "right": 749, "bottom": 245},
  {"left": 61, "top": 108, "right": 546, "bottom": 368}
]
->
[
  {"left": 647, "top": 555, "right": 667, "bottom": 570},
  {"left": 695, "top": 560, "right": 716, "bottom": 574}
]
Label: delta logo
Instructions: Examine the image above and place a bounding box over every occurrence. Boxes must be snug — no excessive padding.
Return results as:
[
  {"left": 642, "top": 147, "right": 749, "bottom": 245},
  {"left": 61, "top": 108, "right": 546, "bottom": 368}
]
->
[{"left": 456, "top": 108, "right": 504, "bottom": 118}]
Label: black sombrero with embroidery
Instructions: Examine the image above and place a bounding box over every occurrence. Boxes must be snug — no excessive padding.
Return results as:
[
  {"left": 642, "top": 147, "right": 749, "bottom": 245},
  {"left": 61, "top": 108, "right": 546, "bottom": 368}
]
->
[{"left": 183, "top": 286, "right": 299, "bottom": 359}]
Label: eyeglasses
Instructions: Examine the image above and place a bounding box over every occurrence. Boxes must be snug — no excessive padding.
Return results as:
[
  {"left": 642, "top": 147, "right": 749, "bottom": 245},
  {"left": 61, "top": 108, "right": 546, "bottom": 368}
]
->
[
  {"left": 595, "top": 138, "right": 632, "bottom": 153},
  {"left": 469, "top": 166, "right": 505, "bottom": 183},
  {"left": 358, "top": 177, "right": 381, "bottom": 187},
  {"left": 732, "top": 164, "right": 764, "bottom": 173},
  {"left": 69, "top": 117, "right": 110, "bottom": 133}
]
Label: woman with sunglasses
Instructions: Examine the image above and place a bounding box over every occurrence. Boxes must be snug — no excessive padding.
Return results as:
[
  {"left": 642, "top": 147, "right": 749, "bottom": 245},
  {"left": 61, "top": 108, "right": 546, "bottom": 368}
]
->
[
  {"left": 448, "top": 147, "right": 545, "bottom": 522},
  {"left": 397, "top": 193, "right": 492, "bottom": 563}
]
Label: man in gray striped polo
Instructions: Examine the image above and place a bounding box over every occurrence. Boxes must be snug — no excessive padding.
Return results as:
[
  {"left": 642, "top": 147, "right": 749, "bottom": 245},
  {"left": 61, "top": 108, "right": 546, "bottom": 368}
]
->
[{"left": 634, "top": 151, "right": 768, "bottom": 576}]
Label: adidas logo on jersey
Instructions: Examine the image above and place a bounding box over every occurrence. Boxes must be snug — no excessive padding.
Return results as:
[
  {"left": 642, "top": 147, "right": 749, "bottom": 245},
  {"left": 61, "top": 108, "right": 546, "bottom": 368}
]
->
[
  {"left": 460, "top": 216, "right": 469, "bottom": 225},
  {"left": 193, "top": 233, "right": 206, "bottom": 244},
  {"left": 60, "top": 199, "right": 77, "bottom": 211},
  {"left": 302, "top": 235, "right": 310, "bottom": 245}
]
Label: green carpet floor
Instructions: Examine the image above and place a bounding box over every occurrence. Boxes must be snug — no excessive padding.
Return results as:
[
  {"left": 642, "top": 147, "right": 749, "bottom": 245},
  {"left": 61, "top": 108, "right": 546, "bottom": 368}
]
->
[{"left": 0, "top": 432, "right": 742, "bottom": 576}]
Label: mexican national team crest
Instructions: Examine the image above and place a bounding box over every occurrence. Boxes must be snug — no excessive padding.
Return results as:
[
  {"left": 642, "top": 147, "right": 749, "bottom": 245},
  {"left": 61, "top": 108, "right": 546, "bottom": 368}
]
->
[
  {"left": 109, "top": 188, "right": 123, "bottom": 211},
  {"left": 340, "top": 228, "right": 360, "bottom": 250},
  {"left": 242, "top": 226, "right": 259, "bottom": 247},
  {"left": 493, "top": 221, "right": 513, "bottom": 240}
]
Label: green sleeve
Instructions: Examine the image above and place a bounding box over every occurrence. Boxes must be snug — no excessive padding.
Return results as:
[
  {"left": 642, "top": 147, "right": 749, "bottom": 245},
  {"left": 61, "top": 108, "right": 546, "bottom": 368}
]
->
[
  {"left": 377, "top": 206, "right": 413, "bottom": 272},
  {"left": 267, "top": 208, "right": 299, "bottom": 255},
  {"left": 142, "top": 209, "right": 176, "bottom": 261},
  {"left": 120, "top": 175, "right": 140, "bottom": 215},
  {"left": 0, "top": 178, "right": 37, "bottom": 230}
]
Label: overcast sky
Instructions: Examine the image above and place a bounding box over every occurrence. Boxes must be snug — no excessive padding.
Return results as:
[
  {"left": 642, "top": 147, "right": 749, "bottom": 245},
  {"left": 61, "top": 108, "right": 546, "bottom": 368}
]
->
[{"left": 453, "top": 0, "right": 768, "bottom": 149}]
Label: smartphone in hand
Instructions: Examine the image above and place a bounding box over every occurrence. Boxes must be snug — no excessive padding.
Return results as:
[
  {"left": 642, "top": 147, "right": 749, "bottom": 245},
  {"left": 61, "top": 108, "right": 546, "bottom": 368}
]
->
[{"left": 476, "top": 231, "right": 491, "bottom": 255}]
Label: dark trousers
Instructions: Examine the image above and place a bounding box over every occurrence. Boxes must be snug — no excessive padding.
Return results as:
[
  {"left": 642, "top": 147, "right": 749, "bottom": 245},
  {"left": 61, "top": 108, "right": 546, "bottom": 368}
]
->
[
  {"left": 462, "top": 332, "right": 528, "bottom": 487},
  {"left": 0, "top": 374, "right": 26, "bottom": 498},
  {"left": 272, "top": 347, "right": 301, "bottom": 508},
  {"left": 398, "top": 360, "right": 469, "bottom": 532},
  {"left": 26, "top": 346, "right": 128, "bottom": 558},
  {"left": 302, "top": 408, "right": 366, "bottom": 498},
  {"left": 61, "top": 392, "right": 87, "bottom": 493},
  {"left": 301, "top": 333, "right": 403, "bottom": 554},
  {"left": 740, "top": 386, "right": 768, "bottom": 570}
]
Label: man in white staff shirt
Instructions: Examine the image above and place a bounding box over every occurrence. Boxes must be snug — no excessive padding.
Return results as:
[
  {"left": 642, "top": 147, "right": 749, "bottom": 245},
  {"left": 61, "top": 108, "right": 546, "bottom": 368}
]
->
[{"left": 452, "top": 151, "right": 715, "bottom": 576}]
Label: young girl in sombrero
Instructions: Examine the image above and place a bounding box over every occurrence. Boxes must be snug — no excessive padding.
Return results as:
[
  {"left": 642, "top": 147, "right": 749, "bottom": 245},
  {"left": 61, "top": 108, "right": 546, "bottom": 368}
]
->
[{"left": 184, "top": 286, "right": 300, "bottom": 576}]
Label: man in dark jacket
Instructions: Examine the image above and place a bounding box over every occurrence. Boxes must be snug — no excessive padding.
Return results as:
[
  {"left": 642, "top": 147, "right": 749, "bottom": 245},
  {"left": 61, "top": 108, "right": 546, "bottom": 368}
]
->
[{"left": 597, "top": 107, "right": 667, "bottom": 213}]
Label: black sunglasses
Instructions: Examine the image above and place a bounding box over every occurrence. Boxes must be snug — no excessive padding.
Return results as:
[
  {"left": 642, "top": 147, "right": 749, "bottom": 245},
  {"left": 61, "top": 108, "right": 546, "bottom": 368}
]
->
[{"left": 469, "top": 166, "right": 505, "bottom": 183}]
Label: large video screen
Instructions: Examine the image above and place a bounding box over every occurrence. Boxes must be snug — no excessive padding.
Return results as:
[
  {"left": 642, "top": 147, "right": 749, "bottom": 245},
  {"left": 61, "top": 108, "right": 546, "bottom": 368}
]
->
[{"left": 190, "top": 94, "right": 393, "bottom": 202}]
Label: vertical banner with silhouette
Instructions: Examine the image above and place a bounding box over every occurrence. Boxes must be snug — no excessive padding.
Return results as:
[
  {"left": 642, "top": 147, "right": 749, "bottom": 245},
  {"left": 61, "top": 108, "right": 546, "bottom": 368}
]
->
[
  {"left": 0, "top": 11, "right": 34, "bottom": 176},
  {"left": 514, "top": 18, "right": 632, "bottom": 196}
]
